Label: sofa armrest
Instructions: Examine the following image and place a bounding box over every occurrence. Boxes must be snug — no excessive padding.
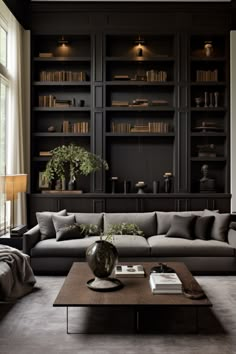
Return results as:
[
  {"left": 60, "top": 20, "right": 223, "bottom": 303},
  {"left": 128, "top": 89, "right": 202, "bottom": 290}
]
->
[
  {"left": 23, "top": 225, "right": 41, "bottom": 255},
  {"left": 227, "top": 228, "right": 236, "bottom": 249}
]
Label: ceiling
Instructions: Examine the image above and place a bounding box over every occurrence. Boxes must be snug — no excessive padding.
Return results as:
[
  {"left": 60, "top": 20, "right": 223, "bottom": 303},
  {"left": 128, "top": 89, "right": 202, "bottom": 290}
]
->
[{"left": 30, "top": 0, "right": 232, "bottom": 2}]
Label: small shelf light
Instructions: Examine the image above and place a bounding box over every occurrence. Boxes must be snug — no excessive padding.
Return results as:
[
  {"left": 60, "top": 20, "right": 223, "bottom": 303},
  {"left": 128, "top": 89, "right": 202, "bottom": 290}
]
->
[
  {"left": 58, "top": 36, "right": 69, "bottom": 47},
  {"left": 134, "top": 36, "right": 145, "bottom": 57}
]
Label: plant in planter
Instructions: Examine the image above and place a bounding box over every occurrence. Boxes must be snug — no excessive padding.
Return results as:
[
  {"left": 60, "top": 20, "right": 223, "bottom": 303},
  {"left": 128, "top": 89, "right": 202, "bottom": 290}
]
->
[{"left": 43, "top": 144, "right": 108, "bottom": 190}]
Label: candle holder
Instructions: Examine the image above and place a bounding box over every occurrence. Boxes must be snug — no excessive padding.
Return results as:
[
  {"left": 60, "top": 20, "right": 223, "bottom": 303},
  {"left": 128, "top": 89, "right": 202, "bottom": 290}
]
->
[
  {"left": 135, "top": 181, "right": 147, "bottom": 194},
  {"left": 111, "top": 177, "right": 118, "bottom": 193}
]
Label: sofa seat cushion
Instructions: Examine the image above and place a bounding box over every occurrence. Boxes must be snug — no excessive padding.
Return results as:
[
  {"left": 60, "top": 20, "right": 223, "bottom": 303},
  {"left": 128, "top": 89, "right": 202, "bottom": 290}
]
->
[
  {"left": 31, "top": 235, "right": 150, "bottom": 258},
  {"left": 148, "top": 235, "right": 234, "bottom": 257},
  {"left": 31, "top": 237, "right": 101, "bottom": 258},
  {"left": 111, "top": 235, "right": 150, "bottom": 257}
]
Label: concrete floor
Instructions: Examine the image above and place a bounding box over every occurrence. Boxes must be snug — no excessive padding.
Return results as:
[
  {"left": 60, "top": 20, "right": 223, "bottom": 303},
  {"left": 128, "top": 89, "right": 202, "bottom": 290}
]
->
[{"left": 0, "top": 275, "right": 236, "bottom": 354}]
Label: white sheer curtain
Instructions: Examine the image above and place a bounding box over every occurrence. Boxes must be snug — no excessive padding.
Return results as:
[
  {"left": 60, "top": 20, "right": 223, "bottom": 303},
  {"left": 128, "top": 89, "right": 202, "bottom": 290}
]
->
[{"left": 5, "top": 7, "right": 27, "bottom": 226}]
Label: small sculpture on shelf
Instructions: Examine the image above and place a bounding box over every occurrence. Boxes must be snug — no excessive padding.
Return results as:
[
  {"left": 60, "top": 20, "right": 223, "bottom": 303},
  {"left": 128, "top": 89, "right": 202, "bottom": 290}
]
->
[
  {"left": 200, "top": 164, "right": 216, "bottom": 193},
  {"left": 48, "top": 126, "right": 56, "bottom": 132},
  {"left": 204, "top": 41, "right": 213, "bottom": 57},
  {"left": 135, "top": 181, "right": 147, "bottom": 194}
]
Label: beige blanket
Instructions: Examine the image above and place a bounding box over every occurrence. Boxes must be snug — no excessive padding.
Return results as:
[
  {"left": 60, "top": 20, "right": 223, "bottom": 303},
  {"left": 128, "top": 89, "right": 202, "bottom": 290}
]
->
[{"left": 0, "top": 245, "right": 36, "bottom": 301}]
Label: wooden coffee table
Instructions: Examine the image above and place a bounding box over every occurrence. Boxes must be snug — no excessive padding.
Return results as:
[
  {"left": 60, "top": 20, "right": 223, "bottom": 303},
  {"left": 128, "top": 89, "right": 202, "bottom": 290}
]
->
[{"left": 53, "top": 262, "right": 212, "bottom": 334}]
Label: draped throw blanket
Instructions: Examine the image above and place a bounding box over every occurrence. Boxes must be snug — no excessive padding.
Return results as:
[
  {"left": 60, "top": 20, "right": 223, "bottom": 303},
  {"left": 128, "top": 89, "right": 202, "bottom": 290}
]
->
[{"left": 0, "top": 245, "right": 36, "bottom": 301}]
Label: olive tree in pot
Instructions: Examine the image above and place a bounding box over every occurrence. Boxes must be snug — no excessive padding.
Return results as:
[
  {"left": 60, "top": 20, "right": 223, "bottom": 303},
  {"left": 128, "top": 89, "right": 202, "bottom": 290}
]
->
[{"left": 43, "top": 144, "right": 108, "bottom": 191}]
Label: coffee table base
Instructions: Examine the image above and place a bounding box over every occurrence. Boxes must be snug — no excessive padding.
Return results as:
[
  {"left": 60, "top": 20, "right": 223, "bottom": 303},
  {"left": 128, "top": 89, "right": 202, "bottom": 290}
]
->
[{"left": 65, "top": 306, "right": 201, "bottom": 334}]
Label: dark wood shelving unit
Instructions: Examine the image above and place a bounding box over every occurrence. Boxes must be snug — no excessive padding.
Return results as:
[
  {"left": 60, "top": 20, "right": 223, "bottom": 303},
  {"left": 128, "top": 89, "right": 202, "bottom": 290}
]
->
[{"left": 29, "top": 25, "right": 230, "bottom": 223}]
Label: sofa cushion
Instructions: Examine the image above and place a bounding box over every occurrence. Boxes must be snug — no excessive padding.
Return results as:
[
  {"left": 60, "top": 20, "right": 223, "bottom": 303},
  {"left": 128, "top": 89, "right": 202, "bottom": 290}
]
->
[
  {"left": 104, "top": 212, "right": 156, "bottom": 237},
  {"left": 203, "top": 209, "right": 230, "bottom": 242},
  {"left": 166, "top": 215, "right": 196, "bottom": 239},
  {"left": 156, "top": 211, "right": 203, "bottom": 235},
  {"left": 36, "top": 209, "right": 67, "bottom": 240},
  {"left": 111, "top": 235, "right": 150, "bottom": 257},
  {"left": 52, "top": 214, "right": 80, "bottom": 241},
  {"left": 194, "top": 216, "right": 215, "bottom": 240},
  {"left": 31, "top": 237, "right": 101, "bottom": 257},
  {"left": 148, "top": 235, "right": 234, "bottom": 257},
  {"left": 73, "top": 213, "right": 103, "bottom": 230},
  {"left": 30, "top": 235, "right": 150, "bottom": 258}
]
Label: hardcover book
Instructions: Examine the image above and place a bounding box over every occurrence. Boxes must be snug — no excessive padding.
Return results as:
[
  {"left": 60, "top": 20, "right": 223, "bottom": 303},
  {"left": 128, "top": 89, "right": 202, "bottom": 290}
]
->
[{"left": 115, "top": 265, "right": 145, "bottom": 277}]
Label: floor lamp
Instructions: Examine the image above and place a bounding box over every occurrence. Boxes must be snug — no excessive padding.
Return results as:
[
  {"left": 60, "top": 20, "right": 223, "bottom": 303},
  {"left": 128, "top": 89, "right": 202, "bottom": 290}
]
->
[{"left": 4, "top": 174, "right": 27, "bottom": 232}]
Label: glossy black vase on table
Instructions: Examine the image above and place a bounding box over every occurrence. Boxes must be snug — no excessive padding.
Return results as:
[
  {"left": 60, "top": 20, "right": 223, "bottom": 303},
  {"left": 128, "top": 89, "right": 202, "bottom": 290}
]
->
[{"left": 86, "top": 240, "right": 122, "bottom": 291}]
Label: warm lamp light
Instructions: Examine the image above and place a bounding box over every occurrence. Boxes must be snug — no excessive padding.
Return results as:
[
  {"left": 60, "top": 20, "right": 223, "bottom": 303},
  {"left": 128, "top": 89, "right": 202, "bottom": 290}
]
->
[
  {"left": 134, "top": 36, "right": 145, "bottom": 57},
  {"left": 58, "top": 36, "right": 69, "bottom": 47},
  {"left": 0, "top": 174, "right": 27, "bottom": 229}
]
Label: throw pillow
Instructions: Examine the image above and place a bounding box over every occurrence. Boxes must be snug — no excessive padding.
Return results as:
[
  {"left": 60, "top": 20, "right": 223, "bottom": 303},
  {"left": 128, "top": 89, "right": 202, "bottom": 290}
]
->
[
  {"left": 36, "top": 209, "right": 67, "bottom": 240},
  {"left": 194, "top": 216, "right": 215, "bottom": 240},
  {"left": 229, "top": 221, "right": 236, "bottom": 230},
  {"left": 166, "top": 215, "right": 196, "bottom": 239},
  {"left": 52, "top": 214, "right": 79, "bottom": 241},
  {"left": 202, "top": 209, "right": 230, "bottom": 242}
]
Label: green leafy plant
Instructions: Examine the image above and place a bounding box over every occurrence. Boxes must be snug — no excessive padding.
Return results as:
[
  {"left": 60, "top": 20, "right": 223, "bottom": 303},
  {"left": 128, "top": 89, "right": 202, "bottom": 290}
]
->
[
  {"left": 43, "top": 144, "right": 108, "bottom": 184},
  {"left": 102, "top": 223, "right": 144, "bottom": 242},
  {"left": 62, "top": 223, "right": 101, "bottom": 237}
]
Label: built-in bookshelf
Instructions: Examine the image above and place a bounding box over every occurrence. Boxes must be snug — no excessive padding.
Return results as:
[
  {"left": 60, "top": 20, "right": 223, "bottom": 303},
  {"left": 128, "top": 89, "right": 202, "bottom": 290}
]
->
[
  {"left": 30, "top": 32, "right": 229, "bottom": 198},
  {"left": 31, "top": 34, "right": 91, "bottom": 192},
  {"left": 189, "top": 34, "right": 229, "bottom": 193}
]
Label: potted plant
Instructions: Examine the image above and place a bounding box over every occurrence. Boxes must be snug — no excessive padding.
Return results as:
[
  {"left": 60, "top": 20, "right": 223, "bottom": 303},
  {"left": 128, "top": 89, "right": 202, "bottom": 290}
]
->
[{"left": 43, "top": 144, "right": 108, "bottom": 190}]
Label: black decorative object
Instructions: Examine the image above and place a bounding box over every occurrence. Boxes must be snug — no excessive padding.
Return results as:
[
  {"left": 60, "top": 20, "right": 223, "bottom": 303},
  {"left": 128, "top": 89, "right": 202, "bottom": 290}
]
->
[
  {"left": 163, "top": 172, "right": 172, "bottom": 193},
  {"left": 111, "top": 176, "right": 118, "bottom": 193},
  {"left": 152, "top": 180, "right": 160, "bottom": 194},
  {"left": 86, "top": 240, "right": 121, "bottom": 291},
  {"left": 123, "top": 180, "right": 131, "bottom": 194},
  {"left": 150, "top": 263, "right": 175, "bottom": 274}
]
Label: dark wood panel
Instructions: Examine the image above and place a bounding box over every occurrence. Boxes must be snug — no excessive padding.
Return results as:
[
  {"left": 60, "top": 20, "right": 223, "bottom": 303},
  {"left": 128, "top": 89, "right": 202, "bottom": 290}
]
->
[
  {"left": 105, "top": 198, "right": 138, "bottom": 212},
  {"left": 141, "top": 198, "right": 176, "bottom": 212},
  {"left": 58, "top": 198, "right": 93, "bottom": 213}
]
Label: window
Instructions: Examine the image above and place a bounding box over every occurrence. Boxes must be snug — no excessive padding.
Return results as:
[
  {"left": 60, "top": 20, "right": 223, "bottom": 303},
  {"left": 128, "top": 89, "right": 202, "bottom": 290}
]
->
[
  {"left": 0, "top": 16, "right": 8, "bottom": 233},
  {"left": 0, "top": 25, "right": 7, "bottom": 67}
]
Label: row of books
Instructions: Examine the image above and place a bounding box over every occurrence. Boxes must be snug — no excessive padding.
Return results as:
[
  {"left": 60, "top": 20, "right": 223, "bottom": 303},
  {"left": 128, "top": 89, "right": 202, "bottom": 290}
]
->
[
  {"left": 111, "top": 99, "right": 169, "bottom": 107},
  {"left": 62, "top": 120, "right": 89, "bottom": 133},
  {"left": 114, "top": 264, "right": 182, "bottom": 294},
  {"left": 112, "top": 70, "right": 168, "bottom": 82},
  {"left": 38, "top": 95, "right": 74, "bottom": 107},
  {"left": 39, "top": 71, "right": 87, "bottom": 82},
  {"left": 196, "top": 69, "right": 218, "bottom": 82},
  {"left": 146, "top": 70, "right": 167, "bottom": 82},
  {"left": 111, "top": 122, "right": 170, "bottom": 133}
]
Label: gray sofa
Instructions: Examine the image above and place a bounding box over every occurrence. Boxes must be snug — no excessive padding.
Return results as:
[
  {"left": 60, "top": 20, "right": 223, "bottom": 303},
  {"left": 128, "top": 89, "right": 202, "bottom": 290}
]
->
[{"left": 23, "top": 210, "right": 236, "bottom": 274}]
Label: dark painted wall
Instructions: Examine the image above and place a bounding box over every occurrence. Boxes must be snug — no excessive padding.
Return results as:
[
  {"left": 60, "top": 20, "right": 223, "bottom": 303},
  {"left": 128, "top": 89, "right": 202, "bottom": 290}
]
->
[{"left": 3, "top": 0, "right": 30, "bottom": 28}]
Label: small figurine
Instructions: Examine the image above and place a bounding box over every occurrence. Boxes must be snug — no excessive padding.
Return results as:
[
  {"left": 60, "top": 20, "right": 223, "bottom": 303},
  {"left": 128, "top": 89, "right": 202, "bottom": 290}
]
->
[{"left": 200, "top": 164, "right": 215, "bottom": 192}]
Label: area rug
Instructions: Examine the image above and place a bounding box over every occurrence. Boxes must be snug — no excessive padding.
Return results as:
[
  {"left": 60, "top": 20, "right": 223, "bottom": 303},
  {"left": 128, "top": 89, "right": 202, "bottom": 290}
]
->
[{"left": 0, "top": 275, "right": 236, "bottom": 354}]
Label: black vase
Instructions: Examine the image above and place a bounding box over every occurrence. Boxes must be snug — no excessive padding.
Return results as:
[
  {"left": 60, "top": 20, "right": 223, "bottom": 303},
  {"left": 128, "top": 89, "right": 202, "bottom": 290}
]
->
[{"left": 86, "top": 240, "right": 118, "bottom": 279}]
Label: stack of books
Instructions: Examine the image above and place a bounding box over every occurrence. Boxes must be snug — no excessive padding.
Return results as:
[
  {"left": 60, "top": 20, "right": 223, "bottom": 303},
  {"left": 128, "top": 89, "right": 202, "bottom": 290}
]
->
[
  {"left": 115, "top": 265, "right": 145, "bottom": 277},
  {"left": 149, "top": 272, "right": 182, "bottom": 294}
]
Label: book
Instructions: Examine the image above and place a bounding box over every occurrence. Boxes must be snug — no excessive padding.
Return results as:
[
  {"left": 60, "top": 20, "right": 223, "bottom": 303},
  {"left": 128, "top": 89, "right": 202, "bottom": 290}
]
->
[
  {"left": 149, "top": 272, "right": 182, "bottom": 294},
  {"left": 115, "top": 264, "right": 145, "bottom": 277}
]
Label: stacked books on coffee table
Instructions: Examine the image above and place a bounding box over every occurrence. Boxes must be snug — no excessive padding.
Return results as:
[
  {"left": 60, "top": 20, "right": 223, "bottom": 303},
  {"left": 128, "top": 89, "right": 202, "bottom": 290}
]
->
[
  {"left": 149, "top": 272, "right": 182, "bottom": 294},
  {"left": 115, "top": 265, "right": 145, "bottom": 277}
]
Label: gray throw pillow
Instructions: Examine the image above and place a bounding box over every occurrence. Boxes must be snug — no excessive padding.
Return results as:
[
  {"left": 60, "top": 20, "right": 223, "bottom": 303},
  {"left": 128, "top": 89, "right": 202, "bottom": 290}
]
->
[
  {"left": 52, "top": 214, "right": 80, "bottom": 241},
  {"left": 36, "top": 209, "right": 67, "bottom": 240},
  {"left": 203, "top": 209, "right": 230, "bottom": 242},
  {"left": 166, "top": 215, "right": 196, "bottom": 240},
  {"left": 194, "top": 216, "right": 215, "bottom": 240},
  {"left": 156, "top": 211, "right": 204, "bottom": 235}
]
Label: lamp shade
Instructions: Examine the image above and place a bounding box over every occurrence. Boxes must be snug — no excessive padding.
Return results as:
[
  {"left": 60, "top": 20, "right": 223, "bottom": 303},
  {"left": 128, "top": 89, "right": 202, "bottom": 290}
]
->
[{"left": 0, "top": 174, "right": 27, "bottom": 201}]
